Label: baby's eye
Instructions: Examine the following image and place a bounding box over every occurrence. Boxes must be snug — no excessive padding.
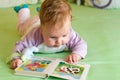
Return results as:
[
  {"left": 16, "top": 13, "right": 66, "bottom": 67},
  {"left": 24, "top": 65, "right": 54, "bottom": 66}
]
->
[
  {"left": 50, "top": 36, "right": 57, "bottom": 39},
  {"left": 62, "top": 35, "right": 67, "bottom": 37}
]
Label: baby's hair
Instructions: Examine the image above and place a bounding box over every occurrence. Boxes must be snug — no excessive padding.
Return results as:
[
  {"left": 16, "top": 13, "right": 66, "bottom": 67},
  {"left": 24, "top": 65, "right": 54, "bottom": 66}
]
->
[{"left": 39, "top": 0, "right": 72, "bottom": 28}]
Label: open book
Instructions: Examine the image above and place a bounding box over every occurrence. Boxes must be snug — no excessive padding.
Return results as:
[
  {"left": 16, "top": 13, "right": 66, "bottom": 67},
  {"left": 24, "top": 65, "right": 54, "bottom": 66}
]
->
[{"left": 15, "top": 57, "right": 90, "bottom": 80}]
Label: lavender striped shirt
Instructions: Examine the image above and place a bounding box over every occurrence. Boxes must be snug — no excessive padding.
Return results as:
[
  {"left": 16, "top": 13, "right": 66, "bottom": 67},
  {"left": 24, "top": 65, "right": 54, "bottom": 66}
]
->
[{"left": 13, "top": 27, "right": 87, "bottom": 58}]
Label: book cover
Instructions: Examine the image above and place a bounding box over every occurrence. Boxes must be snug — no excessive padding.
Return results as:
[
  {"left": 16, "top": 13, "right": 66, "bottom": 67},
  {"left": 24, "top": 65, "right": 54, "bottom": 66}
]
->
[{"left": 15, "top": 57, "right": 90, "bottom": 80}]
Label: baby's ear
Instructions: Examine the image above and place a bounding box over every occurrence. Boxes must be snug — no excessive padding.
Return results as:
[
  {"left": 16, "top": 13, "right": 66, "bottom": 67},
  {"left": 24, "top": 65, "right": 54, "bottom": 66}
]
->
[{"left": 40, "top": 27, "right": 42, "bottom": 33}]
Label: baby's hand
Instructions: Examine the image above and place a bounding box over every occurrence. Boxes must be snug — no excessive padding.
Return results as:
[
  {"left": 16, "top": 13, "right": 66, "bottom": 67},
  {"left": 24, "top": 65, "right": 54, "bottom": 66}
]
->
[
  {"left": 10, "top": 58, "right": 23, "bottom": 69},
  {"left": 65, "top": 53, "right": 82, "bottom": 64}
]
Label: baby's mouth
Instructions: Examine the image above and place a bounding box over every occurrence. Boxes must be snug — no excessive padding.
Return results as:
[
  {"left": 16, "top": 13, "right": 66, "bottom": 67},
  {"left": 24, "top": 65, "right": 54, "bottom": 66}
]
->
[{"left": 53, "top": 45, "right": 60, "bottom": 47}]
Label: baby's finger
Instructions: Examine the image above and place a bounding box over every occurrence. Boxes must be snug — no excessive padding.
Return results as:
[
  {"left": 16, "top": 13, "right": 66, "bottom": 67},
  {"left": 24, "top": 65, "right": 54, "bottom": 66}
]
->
[
  {"left": 16, "top": 60, "right": 22, "bottom": 67},
  {"left": 10, "top": 62, "right": 17, "bottom": 69},
  {"left": 65, "top": 56, "right": 68, "bottom": 62},
  {"left": 68, "top": 56, "right": 73, "bottom": 64},
  {"left": 72, "top": 55, "right": 77, "bottom": 63}
]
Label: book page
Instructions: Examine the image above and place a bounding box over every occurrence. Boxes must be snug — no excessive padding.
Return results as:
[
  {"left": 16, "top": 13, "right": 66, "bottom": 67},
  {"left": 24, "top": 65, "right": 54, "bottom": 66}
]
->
[
  {"left": 15, "top": 57, "right": 56, "bottom": 78},
  {"left": 51, "top": 61, "right": 90, "bottom": 80}
]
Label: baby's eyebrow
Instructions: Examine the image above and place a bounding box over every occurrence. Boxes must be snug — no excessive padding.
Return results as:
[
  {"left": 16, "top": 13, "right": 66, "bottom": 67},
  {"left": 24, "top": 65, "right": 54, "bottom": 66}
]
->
[
  {"left": 63, "top": 33, "right": 69, "bottom": 35},
  {"left": 50, "top": 36, "right": 58, "bottom": 38},
  {"left": 48, "top": 32, "right": 69, "bottom": 38}
]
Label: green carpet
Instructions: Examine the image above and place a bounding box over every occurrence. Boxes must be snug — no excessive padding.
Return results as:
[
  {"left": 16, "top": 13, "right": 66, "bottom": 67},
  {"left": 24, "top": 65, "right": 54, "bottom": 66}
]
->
[{"left": 0, "top": 3, "right": 120, "bottom": 80}]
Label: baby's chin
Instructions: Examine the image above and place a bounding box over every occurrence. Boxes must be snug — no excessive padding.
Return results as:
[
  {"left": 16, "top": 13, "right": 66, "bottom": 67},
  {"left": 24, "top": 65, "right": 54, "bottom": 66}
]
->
[
  {"left": 47, "top": 45, "right": 60, "bottom": 47},
  {"left": 47, "top": 45, "right": 62, "bottom": 47},
  {"left": 53, "top": 45, "right": 60, "bottom": 47},
  {"left": 46, "top": 43, "right": 66, "bottom": 47}
]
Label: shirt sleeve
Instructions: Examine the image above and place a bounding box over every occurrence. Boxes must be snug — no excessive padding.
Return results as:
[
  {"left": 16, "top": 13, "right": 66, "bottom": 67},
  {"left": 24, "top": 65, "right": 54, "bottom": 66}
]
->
[
  {"left": 67, "top": 28, "right": 87, "bottom": 58},
  {"left": 7, "top": 27, "right": 40, "bottom": 63},
  {"left": 13, "top": 27, "right": 42, "bottom": 55}
]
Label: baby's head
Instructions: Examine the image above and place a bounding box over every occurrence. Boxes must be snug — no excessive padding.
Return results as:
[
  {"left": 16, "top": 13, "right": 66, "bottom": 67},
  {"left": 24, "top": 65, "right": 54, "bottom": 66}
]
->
[{"left": 39, "top": 0, "right": 72, "bottom": 47}]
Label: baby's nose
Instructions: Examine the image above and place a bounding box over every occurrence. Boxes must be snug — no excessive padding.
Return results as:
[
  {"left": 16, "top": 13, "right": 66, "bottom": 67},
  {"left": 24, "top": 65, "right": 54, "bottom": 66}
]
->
[{"left": 55, "top": 39, "right": 62, "bottom": 46}]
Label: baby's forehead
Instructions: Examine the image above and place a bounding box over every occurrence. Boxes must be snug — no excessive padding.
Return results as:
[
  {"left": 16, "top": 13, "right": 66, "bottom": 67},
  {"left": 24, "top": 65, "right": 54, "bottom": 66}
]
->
[
  {"left": 43, "top": 25, "right": 70, "bottom": 35},
  {"left": 44, "top": 17, "right": 71, "bottom": 28}
]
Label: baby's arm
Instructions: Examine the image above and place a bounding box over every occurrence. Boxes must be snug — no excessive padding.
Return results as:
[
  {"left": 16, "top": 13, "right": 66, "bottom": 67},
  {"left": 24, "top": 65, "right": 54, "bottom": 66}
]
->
[
  {"left": 9, "top": 37, "right": 32, "bottom": 69},
  {"left": 9, "top": 24, "right": 41, "bottom": 69},
  {"left": 66, "top": 28, "right": 87, "bottom": 63},
  {"left": 10, "top": 46, "right": 39, "bottom": 69},
  {"left": 9, "top": 37, "right": 35, "bottom": 69}
]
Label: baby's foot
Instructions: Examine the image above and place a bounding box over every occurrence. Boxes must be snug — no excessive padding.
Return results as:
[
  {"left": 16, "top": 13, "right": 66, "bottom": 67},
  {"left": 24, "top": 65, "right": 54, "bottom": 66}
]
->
[
  {"left": 36, "top": 7, "right": 40, "bottom": 12},
  {"left": 14, "top": 4, "right": 29, "bottom": 13}
]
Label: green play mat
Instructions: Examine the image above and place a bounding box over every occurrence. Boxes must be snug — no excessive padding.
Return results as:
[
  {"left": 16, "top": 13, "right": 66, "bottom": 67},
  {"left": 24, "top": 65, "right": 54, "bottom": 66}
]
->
[{"left": 0, "top": 3, "right": 120, "bottom": 80}]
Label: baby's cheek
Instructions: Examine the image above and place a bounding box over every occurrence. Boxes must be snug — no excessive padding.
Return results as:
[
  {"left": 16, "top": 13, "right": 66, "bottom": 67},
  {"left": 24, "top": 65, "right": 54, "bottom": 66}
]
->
[{"left": 64, "top": 38, "right": 69, "bottom": 43}]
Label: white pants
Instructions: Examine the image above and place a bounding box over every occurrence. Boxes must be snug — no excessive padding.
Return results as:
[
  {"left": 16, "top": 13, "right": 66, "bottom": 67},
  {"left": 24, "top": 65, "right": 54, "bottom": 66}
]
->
[{"left": 17, "top": 8, "right": 40, "bottom": 36}]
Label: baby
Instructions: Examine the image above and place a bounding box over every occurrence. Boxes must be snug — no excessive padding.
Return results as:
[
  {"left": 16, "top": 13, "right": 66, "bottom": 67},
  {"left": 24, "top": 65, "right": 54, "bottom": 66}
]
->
[{"left": 9, "top": 0, "right": 87, "bottom": 69}]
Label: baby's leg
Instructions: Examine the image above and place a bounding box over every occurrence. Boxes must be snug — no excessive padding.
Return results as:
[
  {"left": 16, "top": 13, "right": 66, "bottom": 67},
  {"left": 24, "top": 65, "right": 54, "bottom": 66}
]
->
[
  {"left": 21, "top": 15, "right": 40, "bottom": 39},
  {"left": 17, "top": 7, "right": 31, "bottom": 36},
  {"left": 15, "top": 5, "right": 40, "bottom": 36}
]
